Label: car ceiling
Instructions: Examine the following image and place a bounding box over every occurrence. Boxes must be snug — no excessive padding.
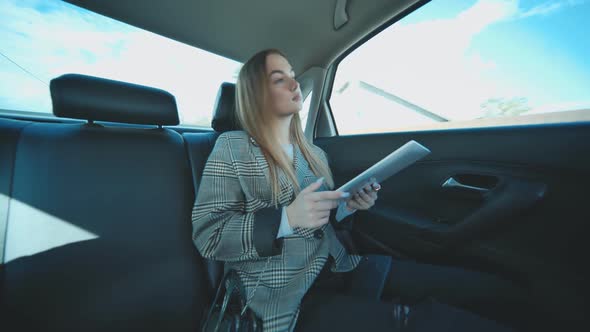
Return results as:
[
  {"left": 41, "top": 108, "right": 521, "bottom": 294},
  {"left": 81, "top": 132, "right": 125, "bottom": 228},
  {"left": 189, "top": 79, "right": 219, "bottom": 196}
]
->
[{"left": 65, "top": 0, "right": 422, "bottom": 73}]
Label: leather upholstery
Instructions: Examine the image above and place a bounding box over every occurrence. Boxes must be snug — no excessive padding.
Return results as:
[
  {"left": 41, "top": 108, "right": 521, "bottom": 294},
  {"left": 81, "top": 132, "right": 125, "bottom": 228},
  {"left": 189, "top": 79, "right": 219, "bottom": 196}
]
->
[
  {"left": 50, "top": 73, "right": 179, "bottom": 126},
  {"left": 211, "top": 82, "right": 240, "bottom": 132}
]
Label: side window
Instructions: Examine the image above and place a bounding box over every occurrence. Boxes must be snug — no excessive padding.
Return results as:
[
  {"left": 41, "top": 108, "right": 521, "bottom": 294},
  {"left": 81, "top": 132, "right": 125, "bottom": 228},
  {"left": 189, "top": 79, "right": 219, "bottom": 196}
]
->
[
  {"left": 0, "top": 0, "right": 240, "bottom": 127},
  {"left": 330, "top": 0, "right": 590, "bottom": 135},
  {"left": 300, "top": 91, "right": 313, "bottom": 132}
]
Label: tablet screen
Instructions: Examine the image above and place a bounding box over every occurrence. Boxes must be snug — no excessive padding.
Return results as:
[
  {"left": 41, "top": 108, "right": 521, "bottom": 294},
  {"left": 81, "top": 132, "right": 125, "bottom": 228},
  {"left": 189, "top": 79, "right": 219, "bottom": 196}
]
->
[{"left": 336, "top": 140, "right": 430, "bottom": 194}]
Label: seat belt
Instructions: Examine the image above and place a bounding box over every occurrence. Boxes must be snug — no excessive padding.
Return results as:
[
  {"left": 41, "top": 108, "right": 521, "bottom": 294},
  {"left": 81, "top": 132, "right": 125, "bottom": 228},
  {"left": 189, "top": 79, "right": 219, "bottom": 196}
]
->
[{"left": 0, "top": 189, "right": 9, "bottom": 265}]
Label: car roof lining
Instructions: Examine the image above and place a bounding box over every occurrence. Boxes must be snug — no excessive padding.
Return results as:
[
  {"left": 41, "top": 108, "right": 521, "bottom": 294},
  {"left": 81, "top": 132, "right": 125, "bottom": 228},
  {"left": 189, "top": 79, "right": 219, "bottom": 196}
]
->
[{"left": 65, "top": 0, "right": 423, "bottom": 73}]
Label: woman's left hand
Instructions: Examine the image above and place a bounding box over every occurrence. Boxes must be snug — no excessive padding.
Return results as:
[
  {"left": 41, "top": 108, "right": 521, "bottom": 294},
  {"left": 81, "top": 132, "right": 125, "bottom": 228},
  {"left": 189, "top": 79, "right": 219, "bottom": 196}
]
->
[{"left": 346, "top": 179, "right": 381, "bottom": 211}]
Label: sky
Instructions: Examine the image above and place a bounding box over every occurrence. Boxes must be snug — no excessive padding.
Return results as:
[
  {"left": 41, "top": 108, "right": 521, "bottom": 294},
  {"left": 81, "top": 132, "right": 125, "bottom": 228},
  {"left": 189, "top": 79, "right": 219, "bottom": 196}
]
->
[
  {"left": 1, "top": 0, "right": 589, "bottom": 128},
  {"left": 332, "top": 0, "right": 590, "bottom": 130}
]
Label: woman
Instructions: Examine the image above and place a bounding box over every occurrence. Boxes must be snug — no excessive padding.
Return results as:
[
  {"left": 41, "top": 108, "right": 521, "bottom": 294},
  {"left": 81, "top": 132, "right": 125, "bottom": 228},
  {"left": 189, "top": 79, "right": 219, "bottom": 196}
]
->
[{"left": 192, "top": 49, "right": 519, "bottom": 331}]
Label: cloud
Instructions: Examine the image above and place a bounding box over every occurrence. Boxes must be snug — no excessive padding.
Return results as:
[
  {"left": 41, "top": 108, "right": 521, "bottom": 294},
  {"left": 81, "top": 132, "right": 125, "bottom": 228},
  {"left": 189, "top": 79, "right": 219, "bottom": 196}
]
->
[
  {"left": 338, "top": 0, "right": 520, "bottom": 121},
  {"left": 332, "top": 0, "right": 588, "bottom": 124},
  {"left": 518, "top": 0, "right": 586, "bottom": 18},
  {"left": 457, "top": 0, "right": 518, "bottom": 29}
]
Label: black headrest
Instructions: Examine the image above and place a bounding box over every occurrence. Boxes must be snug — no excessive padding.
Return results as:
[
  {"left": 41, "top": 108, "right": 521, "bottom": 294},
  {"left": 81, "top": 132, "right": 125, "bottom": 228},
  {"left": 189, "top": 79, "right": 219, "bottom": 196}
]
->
[
  {"left": 211, "top": 82, "right": 240, "bottom": 132},
  {"left": 50, "top": 74, "right": 179, "bottom": 126}
]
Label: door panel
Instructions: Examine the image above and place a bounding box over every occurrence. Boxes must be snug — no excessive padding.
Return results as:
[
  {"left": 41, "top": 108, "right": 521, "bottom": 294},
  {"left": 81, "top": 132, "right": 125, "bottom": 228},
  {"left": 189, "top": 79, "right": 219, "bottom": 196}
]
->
[{"left": 315, "top": 122, "right": 590, "bottom": 326}]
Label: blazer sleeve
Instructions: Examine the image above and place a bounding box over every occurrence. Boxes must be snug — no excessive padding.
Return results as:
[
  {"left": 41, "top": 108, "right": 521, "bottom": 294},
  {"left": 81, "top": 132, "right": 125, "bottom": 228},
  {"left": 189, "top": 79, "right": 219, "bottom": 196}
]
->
[
  {"left": 191, "top": 134, "right": 282, "bottom": 262},
  {"left": 291, "top": 145, "right": 355, "bottom": 240}
]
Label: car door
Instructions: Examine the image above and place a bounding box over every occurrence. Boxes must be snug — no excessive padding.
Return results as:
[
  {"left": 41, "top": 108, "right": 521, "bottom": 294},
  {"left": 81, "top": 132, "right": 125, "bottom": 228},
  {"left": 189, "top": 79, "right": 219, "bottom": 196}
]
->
[{"left": 310, "top": 1, "right": 590, "bottom": 330}]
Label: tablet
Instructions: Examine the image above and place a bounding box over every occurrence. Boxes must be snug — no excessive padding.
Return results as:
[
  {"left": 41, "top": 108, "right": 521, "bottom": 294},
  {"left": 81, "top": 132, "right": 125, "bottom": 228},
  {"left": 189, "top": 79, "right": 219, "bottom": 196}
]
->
[{"left": 336, "top": 140, "right": 430, "bottom": 194}]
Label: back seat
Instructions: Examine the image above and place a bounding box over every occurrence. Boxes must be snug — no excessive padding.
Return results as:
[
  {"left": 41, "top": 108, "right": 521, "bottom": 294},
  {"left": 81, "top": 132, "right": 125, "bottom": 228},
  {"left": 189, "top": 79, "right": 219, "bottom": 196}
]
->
[
  {"left": 0, "top": 118, "right": 29, "bottom": 267},
  {"left": 183, "top": 82, "right": 238, "bottom": 290},
  {"left": 0, "top": 74, "right": 209, "bottom": 331}
]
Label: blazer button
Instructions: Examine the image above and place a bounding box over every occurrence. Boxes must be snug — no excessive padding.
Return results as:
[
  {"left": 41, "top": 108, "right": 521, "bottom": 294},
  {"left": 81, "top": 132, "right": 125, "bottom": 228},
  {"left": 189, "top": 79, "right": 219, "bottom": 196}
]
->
[{"left": 314, "top": 229, "right": 324, "bottom": 239}]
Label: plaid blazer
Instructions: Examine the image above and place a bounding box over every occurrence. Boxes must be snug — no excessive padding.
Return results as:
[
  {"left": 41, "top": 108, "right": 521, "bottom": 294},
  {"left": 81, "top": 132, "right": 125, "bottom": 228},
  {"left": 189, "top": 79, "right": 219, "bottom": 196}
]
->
[{"left": 192, "top": 130, "right": 361, "bottom": 331}]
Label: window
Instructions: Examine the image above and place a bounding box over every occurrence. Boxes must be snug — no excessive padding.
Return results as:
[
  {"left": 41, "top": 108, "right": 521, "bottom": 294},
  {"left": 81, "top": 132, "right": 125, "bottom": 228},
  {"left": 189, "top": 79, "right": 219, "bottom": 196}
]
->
[
  {"left": 330, "top": 0, "right": 590, "bottom": 135},
  {"left": 300, "top": 91, "right": 313, "bottom": 132},
  {"left": 0, "top": 0, "right": 241, "bottom": 127}
]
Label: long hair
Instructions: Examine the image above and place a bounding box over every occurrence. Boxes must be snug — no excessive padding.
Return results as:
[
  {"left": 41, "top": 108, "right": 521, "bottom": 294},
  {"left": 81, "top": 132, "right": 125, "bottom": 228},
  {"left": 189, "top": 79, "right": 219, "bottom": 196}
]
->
[{"left": 235, "top": 49, "right": 335, "bottom": 207}]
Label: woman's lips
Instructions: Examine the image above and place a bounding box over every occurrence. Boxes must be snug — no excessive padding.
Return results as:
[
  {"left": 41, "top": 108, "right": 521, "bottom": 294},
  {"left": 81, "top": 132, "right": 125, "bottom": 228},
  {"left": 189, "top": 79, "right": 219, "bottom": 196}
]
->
[{"left": 292, "top": 94, "right": 301, "bottom": 102}]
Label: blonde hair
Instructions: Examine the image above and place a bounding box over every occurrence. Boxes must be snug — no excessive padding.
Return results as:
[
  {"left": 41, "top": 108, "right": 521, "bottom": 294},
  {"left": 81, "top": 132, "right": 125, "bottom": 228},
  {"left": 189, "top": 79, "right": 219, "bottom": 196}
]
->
[{"left": 235, "top": 49, "right": 335, "bottom": 207}]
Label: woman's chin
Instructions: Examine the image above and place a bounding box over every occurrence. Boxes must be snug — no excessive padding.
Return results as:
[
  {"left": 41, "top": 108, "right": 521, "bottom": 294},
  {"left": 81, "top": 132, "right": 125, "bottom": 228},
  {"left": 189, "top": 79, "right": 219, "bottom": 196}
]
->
[{"left": 281, "top": 107, "right": 302, "bottom": 116}]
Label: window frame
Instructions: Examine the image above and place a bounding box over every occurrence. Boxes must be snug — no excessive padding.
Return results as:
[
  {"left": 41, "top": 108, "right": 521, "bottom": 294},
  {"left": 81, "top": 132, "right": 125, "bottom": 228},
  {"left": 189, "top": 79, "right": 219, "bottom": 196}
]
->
[{"left": 323, "top": 0, "right": 590, "bottom": 136}]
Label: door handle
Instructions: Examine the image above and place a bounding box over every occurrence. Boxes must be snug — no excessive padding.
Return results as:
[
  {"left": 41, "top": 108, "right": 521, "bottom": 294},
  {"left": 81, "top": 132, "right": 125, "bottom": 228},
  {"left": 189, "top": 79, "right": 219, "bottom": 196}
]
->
[
  {"left": 442, "top": 176, "right": 489, "bottom": 193},
  {"left": 436, "top": 177, "right": 547, "bottom": 247}
]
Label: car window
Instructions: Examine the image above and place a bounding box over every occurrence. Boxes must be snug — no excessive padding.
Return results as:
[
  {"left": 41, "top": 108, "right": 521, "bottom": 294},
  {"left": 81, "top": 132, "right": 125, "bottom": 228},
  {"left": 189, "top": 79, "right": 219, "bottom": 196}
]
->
[
  {"left": 330, "top": 0, "right": 590, "bottom": 135},
  {"left": 0, "top": 0, "right": 241, "bottom": 127},
  {"left": 300, "top": 91, "right": 313, "bottom": 132}
]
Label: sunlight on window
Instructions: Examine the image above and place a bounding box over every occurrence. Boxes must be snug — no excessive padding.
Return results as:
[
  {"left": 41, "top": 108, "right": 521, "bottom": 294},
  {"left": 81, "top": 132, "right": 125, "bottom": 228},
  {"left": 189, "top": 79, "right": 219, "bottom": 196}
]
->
[
  {"left": 300, "top": 91, "right": 313, "bottom": 132},
  {"left": 331, "top": 0, "right": 590, "bottom": 135},
  {"left": 0, "top": 0, "right": 241, "bottom": 126}
]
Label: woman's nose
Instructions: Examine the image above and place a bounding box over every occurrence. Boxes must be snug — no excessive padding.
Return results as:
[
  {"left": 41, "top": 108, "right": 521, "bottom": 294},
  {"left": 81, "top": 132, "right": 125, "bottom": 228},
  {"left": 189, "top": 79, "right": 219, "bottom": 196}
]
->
[{"left": 289, "top": 77, "right": 299, "bottom": 91}]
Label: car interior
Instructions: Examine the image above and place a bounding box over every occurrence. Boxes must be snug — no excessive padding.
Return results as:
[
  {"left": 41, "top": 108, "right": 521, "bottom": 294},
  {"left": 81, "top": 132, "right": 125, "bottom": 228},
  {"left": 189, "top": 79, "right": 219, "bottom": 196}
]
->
[{"left": 1, "top": 0, "right": 588, "bottom": 331}]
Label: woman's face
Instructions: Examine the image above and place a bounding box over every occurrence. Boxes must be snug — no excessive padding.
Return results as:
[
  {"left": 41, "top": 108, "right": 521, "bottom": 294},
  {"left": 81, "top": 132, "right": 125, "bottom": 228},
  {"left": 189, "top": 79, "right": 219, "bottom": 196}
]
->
[{"left": 265, "top": 53, "right": 302, "bottom": 117}]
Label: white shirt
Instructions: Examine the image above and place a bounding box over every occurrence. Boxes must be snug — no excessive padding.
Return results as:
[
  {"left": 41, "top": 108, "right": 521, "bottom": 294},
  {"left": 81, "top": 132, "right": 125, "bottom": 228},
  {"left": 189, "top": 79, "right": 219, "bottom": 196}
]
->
[{"left": 276, "top": 143, "right": 355, "bottom": 238}]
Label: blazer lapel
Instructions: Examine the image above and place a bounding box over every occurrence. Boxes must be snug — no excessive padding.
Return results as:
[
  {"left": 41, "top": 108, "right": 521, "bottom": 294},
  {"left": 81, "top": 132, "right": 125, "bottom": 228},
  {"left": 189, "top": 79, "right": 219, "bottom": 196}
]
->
[
  {"left": 293, "top": 143, "right": 321, "bottom": 190},
  {"left": 248, "top": 136, "right": 321, "bottom": 206},
  {"left": 249, "top": 137, "right": 295, "bottom": 206}
]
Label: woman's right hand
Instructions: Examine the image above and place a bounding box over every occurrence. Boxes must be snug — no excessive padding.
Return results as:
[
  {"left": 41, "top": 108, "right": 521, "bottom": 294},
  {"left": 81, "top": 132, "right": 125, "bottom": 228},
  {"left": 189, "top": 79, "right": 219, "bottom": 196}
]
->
[{"left": 285, "top": 177, "right": 350, "bottom": 229}]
